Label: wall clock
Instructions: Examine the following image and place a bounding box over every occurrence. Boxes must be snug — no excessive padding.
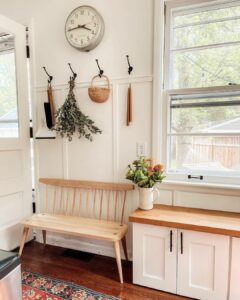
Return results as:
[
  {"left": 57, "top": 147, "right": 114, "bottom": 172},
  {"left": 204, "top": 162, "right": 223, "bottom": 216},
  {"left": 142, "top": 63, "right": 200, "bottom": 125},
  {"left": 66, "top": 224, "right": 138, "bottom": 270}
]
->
[{"left": 65, "top": 5, "right": 105, "bottom": 52}]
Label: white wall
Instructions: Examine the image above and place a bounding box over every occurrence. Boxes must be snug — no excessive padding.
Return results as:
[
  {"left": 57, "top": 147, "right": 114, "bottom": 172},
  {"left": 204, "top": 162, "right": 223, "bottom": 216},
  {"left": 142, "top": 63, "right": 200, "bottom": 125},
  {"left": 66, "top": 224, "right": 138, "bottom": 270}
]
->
[
  {"left": 1, "top": 0, "right": 240, "bottom": 259},
  {"left": 0, "top": 0, "right": 153, "bottom": 257}
]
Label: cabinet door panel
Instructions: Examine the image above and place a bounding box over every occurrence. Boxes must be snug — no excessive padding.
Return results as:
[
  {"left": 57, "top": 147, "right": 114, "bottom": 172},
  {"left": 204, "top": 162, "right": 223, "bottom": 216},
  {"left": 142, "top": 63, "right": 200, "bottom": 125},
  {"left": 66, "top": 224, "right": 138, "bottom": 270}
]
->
[
  {"left": 177, "top": 230, "right": 229, "bottom": 300},
  {"left": 229, "top": 238, "right": 240, "bottom": 300},
  {"left": 133, "top": 223, "right": 177, "bottom": 293}
]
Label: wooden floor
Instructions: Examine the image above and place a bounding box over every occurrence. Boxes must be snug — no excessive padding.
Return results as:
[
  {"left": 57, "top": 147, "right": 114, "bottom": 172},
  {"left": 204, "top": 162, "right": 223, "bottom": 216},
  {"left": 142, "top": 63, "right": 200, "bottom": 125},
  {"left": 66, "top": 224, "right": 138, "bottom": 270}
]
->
[{"left": 21, "top": 241, "right": 192, "bottom": 300}]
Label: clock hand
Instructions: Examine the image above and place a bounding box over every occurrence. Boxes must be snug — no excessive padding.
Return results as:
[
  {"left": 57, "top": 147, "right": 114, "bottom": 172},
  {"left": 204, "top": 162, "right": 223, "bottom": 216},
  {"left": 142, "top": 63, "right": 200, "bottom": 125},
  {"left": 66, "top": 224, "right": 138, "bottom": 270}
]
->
[
  {"left": 68, "top": 25, "right": 81, "bottom": 32},
  {"left": 82, "top": 25, "right": 91, "bottom": 31},
  {"left": 68, "top": 24, "right": 91, "bottom": 32}
]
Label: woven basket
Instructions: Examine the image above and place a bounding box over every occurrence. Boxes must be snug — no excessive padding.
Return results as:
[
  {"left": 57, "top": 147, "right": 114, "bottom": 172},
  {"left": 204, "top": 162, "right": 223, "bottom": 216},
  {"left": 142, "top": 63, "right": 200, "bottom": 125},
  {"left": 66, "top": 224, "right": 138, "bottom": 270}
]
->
[{"left": 88, "top": 75, "right": 110, "bottom": 103}]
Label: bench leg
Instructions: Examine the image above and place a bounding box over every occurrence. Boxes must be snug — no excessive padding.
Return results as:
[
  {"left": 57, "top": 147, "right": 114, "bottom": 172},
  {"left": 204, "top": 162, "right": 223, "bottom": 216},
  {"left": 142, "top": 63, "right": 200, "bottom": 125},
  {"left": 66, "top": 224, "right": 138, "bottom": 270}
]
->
[
  {"left": 42, "top": 230, "right": 46, "bottom": 246},
  {"left": 18, "top": 227, "right": 29, "bottom": 257},
  {"left": 121, "top": 236, "right": 128, "bottom": 261},
  {"left": 114, "top": 240, "right": 123, "bottom": 283}
]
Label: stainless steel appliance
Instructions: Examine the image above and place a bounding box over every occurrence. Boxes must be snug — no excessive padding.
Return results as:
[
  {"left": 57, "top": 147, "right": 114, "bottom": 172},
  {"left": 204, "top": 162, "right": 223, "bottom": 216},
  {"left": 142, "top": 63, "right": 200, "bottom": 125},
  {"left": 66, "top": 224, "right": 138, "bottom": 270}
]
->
[{"left": 0, "top": 250, "right": 21, "bottom": 300}]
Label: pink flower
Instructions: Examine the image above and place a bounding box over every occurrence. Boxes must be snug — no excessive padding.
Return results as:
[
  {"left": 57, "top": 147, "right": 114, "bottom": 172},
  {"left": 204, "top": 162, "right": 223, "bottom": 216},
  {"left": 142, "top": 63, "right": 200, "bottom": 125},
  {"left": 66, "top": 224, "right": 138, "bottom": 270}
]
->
[{"left": 153, "top": 164, "right": 164, "bottom": 172}]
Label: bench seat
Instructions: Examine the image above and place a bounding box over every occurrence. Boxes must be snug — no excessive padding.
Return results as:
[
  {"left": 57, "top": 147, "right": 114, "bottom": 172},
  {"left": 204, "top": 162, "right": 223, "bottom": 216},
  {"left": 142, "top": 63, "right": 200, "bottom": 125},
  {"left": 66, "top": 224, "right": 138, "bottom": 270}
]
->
[
  {"left": 21, "top": 213, "right": 128, "bottom": 242},
  {"left": 19, "top": 178, "right": 134, "bottom": 283}
]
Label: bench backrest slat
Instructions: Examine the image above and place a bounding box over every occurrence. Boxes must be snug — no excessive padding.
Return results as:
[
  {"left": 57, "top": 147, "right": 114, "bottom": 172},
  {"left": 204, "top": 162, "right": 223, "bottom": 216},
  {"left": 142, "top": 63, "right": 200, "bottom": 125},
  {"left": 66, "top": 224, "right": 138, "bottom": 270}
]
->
[
  {"left": 39, "top": 178, "right": 134, "bottom": 224},
  {"left": 39, "top": 178, "right": 133, "bottom": 191}
]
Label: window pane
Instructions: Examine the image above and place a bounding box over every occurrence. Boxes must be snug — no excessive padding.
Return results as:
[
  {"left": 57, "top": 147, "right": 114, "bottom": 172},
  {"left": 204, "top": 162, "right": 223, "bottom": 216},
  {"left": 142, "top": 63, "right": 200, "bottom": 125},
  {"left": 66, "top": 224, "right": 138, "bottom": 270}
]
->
[
  {"left": 169, "top": 135, "right": 240, "bottom": 174},
  {"left": 171, "top": 45, "right": 240, "bottom": 89},
  {"left": 174, "top": 5, "right": 240, "bottom": 27},
  {"left": 171, "top": 95, "right": 240, "bottom": 133},
  {"left": 0, "top": 49, "right": 18, "bottom": 138},
  {"left": 170, "top": 2, "right": 240, "bottom": 89},
  {"left": 173, "top": 19, "right": 240, "bottom": 50}
]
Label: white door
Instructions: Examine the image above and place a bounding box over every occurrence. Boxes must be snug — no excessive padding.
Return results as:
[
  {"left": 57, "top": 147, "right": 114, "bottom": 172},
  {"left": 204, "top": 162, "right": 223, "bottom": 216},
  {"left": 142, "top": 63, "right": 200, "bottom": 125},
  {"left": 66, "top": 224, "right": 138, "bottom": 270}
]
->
[
  {"left": 0, "top": 14, "right": 32, "bottom": 250},
  {"left": 229, "top": 237, "right": 240, "bottom": 300},
  {"left": 177, "top": 230, "right": 229, "bottom": 300},
  {"left": 133, "top": 223, "right": 177, "bottom": 294}
]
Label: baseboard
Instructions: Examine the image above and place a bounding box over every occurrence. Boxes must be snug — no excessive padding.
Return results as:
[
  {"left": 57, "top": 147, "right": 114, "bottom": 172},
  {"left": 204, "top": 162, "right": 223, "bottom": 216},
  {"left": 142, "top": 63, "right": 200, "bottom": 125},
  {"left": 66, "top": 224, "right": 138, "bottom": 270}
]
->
[
  {"left": 0, "top": 223, "right": 33, "bottom": 251},
  {"left": 35, "top": 232, "right": 132, "bottom": 261}
]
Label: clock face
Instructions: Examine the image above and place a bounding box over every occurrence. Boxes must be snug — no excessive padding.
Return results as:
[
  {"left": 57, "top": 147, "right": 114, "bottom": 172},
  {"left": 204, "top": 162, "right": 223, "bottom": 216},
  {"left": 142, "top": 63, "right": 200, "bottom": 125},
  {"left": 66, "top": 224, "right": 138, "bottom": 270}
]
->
[{"left": 65, "top": 6, "right": 105, "bottom": 51}]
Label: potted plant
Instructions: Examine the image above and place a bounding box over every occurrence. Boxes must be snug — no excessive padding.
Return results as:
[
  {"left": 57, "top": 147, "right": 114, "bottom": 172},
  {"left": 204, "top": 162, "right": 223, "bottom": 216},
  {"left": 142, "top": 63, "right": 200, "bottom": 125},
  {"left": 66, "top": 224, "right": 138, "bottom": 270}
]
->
[{"left": 126, "top": 157, "right": 165, "bottom": 210}]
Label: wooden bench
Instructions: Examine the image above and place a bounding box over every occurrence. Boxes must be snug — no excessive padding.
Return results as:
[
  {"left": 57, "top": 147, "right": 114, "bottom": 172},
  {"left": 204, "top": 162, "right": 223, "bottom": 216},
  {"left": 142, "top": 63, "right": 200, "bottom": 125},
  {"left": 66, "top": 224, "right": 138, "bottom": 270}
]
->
[{"left": 19, "top": 178, "right": 134, "bottom": 283}]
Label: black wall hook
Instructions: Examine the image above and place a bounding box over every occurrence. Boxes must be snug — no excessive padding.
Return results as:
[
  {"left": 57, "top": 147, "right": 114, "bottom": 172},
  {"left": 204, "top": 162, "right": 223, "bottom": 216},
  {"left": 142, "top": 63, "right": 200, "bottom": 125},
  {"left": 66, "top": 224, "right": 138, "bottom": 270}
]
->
[
  {"left": 126, "top": 55, "right": 133, "bottom": 75},
  {"left": 68, "top": 63, "right": 77, "bottom": 80},
  {"left": 95, "top": 59, "right": 104, "bottom": 78},
  {"left": 43, "top": 67, "right": 53, "bottom": 84}
]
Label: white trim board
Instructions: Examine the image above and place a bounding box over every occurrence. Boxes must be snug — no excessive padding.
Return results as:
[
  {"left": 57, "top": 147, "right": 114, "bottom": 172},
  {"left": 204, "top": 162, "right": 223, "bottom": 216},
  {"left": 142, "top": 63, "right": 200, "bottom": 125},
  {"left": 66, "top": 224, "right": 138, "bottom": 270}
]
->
[{"left": 35, "top": 75, "right": 153, "bottom": 91}]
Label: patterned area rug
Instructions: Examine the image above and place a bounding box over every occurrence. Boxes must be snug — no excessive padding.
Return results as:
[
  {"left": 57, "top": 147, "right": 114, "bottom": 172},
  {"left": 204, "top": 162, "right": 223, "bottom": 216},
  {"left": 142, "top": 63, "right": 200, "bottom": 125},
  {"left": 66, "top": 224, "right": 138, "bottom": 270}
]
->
[{"left": 22, "top": 271, "right": 119, "bottom": 300}]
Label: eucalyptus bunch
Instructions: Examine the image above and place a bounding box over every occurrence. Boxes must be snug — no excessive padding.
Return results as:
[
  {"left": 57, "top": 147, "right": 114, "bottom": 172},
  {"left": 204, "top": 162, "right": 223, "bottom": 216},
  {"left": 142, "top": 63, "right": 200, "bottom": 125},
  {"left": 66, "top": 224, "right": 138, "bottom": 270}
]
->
[
  {"left": 53, "top": 79, "right": 102, "bottom": 141},
  {"left": 126, "top": 157, "right": 165, "bottom": 188}
]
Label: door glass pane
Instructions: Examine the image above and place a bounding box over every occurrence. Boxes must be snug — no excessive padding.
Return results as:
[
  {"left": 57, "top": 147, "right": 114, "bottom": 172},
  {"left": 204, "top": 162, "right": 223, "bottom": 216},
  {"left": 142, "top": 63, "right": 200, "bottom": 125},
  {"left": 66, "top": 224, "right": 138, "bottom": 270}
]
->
[{"left": 0, "top": 34, "right": 18, "bottom": 138}]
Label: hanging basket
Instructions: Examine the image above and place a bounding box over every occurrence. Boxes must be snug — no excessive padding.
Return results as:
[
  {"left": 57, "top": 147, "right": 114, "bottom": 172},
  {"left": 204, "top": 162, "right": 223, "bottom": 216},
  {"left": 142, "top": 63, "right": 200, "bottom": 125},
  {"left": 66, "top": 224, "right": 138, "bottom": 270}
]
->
[{"left": 88, "top": 75, "right": 110, "bottom": 103}]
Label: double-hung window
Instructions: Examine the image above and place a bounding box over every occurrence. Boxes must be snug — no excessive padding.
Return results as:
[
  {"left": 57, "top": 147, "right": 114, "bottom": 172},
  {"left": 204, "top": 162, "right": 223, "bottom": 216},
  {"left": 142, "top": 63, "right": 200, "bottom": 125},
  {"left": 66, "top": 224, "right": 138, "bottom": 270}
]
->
[{"left": 164, "top": 0, "right": 240, "bottom": 185}]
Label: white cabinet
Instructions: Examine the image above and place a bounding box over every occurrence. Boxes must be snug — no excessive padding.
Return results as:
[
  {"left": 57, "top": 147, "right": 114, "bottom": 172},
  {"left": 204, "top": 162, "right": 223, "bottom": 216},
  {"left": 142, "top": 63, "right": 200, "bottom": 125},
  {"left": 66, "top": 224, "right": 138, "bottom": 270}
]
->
[
  {"left": 133, "top": 223, "right": 177, "bottom": 293},
  {"left": 133, "top": 223, "right": 230, "bottom": 300},
  {"left": 229, "top": 238, "right": 240, "bottom": 300},
  {"left": 177, "top": 230, "right": 229, "bottom": 300}
]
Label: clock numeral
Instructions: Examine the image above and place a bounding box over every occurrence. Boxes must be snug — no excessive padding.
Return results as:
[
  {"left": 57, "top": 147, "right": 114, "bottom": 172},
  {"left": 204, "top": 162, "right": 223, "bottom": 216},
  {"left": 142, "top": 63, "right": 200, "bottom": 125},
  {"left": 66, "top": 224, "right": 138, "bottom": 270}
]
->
[
  {"left": 71, "top": 20, "right": 74, "bottom": 24},
  {"left": 80, "top": 10, "right": 84, "bottom": 15},
  {"left": 94, "top": 23, "right": 97, "bottom": 27},
  {"left": 81, "top": 39, "right": 83, "bottom": 45},
  {"left": 92, "top": 30, "right": 95, "bottom": 35},
  {"left": 70, "top": 34, "right": 73, "bottom": 38},
  {"left": 87, "top": 36, "right": 90, "bottom": 41},
  {"left": 75, "top": 13, "right": 78, "bottom": 18}
]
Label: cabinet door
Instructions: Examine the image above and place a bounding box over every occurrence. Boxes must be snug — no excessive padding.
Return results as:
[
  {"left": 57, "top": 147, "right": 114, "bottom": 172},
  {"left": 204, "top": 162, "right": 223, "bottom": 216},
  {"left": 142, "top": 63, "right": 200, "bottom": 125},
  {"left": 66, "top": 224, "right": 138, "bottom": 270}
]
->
[
  {"left": 229, "top": 238, "right": 240, "bottom": 300},
  {"left": 177, "top": 230, "right": 229, "bottom": 300},
  {"left": 133, "top": 223, "right": 177, "bottom": 293}
]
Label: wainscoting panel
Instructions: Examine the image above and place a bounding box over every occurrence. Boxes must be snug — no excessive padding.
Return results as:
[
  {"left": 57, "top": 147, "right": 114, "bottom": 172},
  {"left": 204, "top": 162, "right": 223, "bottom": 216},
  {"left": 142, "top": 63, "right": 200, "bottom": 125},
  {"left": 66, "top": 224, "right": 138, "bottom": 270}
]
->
[
  {"left": 34, "top": 76, "right": 152, "bottom": 258},
  {"left": 174, "top": 191, "right": 240, "bottom": 213},
  {"left": 34, "top": 76, "right": 240, "bottom": 258}
]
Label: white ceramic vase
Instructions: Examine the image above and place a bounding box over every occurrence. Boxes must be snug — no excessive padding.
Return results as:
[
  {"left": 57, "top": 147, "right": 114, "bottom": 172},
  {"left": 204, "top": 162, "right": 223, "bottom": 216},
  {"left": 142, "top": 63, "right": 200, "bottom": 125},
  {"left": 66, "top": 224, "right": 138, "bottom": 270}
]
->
[{"left": 138, "top": 187, "right": 159, "bottom": 210}]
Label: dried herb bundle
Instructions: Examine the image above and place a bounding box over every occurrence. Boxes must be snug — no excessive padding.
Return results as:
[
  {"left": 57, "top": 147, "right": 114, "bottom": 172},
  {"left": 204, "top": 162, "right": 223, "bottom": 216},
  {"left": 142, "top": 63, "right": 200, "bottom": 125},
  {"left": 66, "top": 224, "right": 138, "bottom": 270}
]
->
[{"left": 53, "top": 79, "right": 102, "bottom": 141}]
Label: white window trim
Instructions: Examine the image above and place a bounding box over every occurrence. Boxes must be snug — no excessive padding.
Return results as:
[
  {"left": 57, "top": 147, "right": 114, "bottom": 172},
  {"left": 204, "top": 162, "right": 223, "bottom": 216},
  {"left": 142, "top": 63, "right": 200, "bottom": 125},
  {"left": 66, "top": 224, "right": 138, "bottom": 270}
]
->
[{"left": 152, "top": 0, "right": 240, "bottom": 187}]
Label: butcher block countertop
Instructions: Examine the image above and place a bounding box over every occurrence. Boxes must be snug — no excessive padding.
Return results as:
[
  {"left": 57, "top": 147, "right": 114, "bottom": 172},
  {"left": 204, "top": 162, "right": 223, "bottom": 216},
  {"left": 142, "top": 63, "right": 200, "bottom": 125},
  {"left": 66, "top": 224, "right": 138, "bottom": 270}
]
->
[{"left": 129, "top": 204, "right": 240, "bottom": 237}]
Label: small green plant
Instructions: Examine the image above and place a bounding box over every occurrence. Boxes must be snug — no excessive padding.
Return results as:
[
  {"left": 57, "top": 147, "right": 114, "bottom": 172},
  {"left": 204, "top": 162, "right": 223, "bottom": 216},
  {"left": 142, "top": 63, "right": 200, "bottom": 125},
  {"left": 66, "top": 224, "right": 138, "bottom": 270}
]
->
[
  {"left": 126, "top": 157, "right": 165, "bottom": 188},
  {"left": 53, "top": 79, "right": 102, "bottom": 141}
]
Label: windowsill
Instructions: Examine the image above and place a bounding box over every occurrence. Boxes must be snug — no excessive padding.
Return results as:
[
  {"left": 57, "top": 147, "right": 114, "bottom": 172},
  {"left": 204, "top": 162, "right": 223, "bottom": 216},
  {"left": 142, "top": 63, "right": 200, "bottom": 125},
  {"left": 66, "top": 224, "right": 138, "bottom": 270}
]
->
[{"left": 160, "top": 179, "right": 240, "bottom": 191}]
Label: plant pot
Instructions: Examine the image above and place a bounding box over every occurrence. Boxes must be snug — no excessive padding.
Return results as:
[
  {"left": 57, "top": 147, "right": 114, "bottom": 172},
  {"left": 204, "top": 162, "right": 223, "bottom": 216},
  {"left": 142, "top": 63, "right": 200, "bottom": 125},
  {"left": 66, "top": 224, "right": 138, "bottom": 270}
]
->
[{"left": 138, "top": 187, "right": 159, "bottom": 210}]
